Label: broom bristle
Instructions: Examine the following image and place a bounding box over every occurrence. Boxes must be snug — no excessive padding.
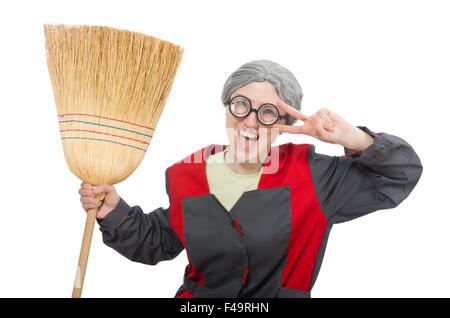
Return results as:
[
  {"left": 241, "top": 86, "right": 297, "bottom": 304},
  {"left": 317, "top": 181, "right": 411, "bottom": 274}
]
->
[{"left": 44, "top": 24, "right": 183, "bottom": 185}]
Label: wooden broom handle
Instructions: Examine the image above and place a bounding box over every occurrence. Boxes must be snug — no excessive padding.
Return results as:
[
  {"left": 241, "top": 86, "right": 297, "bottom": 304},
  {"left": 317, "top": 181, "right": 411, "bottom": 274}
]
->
[{"left": 72, "top": 192, "right": 105, "bottom": 298}]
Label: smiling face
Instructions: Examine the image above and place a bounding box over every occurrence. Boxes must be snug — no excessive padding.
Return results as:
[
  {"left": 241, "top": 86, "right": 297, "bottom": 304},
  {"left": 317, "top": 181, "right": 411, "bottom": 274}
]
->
[{"left": 225, "top": 81, "right": 288, "bottom": 165}]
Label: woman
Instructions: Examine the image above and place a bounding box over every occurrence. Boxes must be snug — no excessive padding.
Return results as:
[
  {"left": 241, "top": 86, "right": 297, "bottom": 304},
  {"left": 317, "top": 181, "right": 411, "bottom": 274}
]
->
[{"left": 79, "top": 60, "right": 423, "bottom": 298}]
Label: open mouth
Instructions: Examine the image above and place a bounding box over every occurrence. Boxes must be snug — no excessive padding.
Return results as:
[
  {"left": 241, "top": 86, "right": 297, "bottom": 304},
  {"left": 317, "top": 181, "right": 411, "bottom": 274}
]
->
[
  {"left": 238, "top": 128, "right": 259, "bottom": 140},
  {"left": 236, "top": 128, "right": 259, "bottom": 151}
]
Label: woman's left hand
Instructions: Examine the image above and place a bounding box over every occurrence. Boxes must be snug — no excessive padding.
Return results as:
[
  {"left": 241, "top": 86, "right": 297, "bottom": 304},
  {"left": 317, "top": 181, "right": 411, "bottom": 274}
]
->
[{"left": 272, "top": 100, "right": 374, "bottom": 152}]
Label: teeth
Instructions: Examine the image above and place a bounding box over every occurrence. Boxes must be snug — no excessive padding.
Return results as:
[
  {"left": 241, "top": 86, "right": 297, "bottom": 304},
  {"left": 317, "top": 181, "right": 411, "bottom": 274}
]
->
[{"left": 238, "top": 129, "right": 258, "bottom": 140}]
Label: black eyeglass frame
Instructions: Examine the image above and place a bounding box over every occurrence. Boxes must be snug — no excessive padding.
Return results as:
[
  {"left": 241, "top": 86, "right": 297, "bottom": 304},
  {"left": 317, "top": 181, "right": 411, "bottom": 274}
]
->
[{"left": 227, "top": 95, "right": 289, "bottom": 126}]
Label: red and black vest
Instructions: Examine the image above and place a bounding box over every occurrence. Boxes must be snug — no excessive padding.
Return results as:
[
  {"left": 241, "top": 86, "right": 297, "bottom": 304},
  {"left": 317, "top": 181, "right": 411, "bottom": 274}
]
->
[{"left": 166, "top": 143, "right": 328, "bottom": 298}]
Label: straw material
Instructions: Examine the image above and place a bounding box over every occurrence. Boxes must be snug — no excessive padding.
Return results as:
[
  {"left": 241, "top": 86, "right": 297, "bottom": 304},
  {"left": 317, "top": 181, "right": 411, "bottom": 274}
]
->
[{"left": 44, "top": 24, "right": 183, "bottom": 185}]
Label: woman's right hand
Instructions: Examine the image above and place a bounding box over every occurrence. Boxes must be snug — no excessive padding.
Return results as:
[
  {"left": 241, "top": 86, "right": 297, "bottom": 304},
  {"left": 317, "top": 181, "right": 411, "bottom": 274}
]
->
[{"left": 79, "top": 182, "right": 121, "bottom": 219}]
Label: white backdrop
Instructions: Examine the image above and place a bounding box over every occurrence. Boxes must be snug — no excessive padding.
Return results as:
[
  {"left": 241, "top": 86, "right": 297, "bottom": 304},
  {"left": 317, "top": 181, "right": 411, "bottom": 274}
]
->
[{"left": 0, "top": 0, "right": 447, "bottom": 298}]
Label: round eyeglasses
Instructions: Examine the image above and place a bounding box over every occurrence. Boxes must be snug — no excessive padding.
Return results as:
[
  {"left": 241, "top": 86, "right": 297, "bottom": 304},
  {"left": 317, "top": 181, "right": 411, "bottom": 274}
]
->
[{"left": 227, "top": 95, "right": 289, "bottom": 126}]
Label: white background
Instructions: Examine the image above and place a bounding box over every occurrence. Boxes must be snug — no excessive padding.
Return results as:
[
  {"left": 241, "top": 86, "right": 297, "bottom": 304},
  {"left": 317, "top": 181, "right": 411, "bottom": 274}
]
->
[{"left": 0, "top": 0, "right": 448, "bottom": 298}]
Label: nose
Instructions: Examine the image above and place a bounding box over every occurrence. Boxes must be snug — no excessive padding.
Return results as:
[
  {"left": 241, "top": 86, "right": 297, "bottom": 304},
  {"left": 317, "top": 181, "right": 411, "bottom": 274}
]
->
[{"left": 242, "top": 111, "right": 259, "bottom": 128}]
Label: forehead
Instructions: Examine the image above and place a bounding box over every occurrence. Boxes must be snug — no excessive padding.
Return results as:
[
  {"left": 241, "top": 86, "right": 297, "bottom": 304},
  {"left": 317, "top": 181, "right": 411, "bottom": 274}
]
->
[{"left": 230, "top": 81, "right": 280, "bottom": 105}]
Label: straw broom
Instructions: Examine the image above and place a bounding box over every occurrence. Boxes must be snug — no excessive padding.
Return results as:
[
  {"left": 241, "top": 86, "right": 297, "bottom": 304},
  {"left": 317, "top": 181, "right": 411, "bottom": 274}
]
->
[{"left": 44, "top": 24, "right": 183, "bottom": 297}]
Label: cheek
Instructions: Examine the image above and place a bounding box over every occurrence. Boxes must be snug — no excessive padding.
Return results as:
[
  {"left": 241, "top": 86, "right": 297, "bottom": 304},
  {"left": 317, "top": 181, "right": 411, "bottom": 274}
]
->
[
  {"left": 263, "top": 127, "right": 278, "bottom": 144},
  {"left": 226, "top": 109, "right": 235, "bottom": 124},
  {"left": 225, "top": 113, "right": 237, "bottom": 141},
  {"left": 225, "top": 112, "right": 242, "bottom": 131},
  {"left": 258, "top": 128, "right": 278, "bottom": 154},
  {"left": 270, "top": 129, "right": 279, "bottom": 144},
  {"left": 225, "top": 112, "right": 232, "bottom": 127}
]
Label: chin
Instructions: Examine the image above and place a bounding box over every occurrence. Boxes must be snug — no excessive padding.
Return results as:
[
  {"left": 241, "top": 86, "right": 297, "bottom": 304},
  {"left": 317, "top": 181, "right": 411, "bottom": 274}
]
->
[
  {"left": 231, "top": 138, "right": 271, "bottom": 164},
  {"left": 235, "top": 148, "right": 260, "bottom": 164}
]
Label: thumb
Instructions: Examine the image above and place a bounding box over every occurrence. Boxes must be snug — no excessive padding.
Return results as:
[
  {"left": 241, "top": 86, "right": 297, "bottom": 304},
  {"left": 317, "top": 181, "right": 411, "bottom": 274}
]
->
[{"left": 93, "top": 184, "right": 114, "bottom": 195}]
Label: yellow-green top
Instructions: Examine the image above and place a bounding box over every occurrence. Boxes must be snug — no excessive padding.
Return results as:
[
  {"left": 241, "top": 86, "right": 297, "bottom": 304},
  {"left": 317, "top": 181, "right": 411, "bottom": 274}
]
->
[{"left": 205, "top": 150, "right": 263, "bottom": 211}]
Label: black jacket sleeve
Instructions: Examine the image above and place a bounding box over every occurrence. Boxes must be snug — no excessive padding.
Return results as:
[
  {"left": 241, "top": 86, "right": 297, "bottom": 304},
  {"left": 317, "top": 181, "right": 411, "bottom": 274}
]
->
[
  {"left": 96, "top": 173, "right": 184, "bottom": 265},
  {"left": 308, "top": 126, "right": 423, "bottom": 224}
]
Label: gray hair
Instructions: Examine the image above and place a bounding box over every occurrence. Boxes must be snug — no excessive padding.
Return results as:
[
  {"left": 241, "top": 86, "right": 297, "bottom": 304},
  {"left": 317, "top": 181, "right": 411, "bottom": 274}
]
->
[{"left": 221, "top": 60, "right": 303, "bottom": 125}]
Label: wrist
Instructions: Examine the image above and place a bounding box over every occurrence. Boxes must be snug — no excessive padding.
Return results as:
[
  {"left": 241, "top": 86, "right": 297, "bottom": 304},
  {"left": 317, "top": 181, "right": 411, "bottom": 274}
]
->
[
  {"left": 342, "top": 126, "right": 374, "bottom": 152},
  {"left": 96, "top": 197, "right": 130, "bottom": 230}
]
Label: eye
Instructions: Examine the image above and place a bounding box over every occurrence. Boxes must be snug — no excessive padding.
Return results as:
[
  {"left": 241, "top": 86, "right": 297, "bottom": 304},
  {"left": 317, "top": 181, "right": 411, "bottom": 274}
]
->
[
  {"left": 259, "top": 105, "right": 277, "bottom": 123},
  {"left": 231, "top": 97, "right": 250, "bottom": 115},
  {"left": 236, "top": 100, "right": 247, "bottom": 108},
  {"left": 262, "top": 108, "right": 275, "bottom": 116}
]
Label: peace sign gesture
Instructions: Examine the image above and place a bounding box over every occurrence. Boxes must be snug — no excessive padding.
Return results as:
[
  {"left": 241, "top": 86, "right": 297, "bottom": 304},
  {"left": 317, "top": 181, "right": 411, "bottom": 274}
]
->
[{"left": 273, "top": 100, "right": 374, "bottom": 152}]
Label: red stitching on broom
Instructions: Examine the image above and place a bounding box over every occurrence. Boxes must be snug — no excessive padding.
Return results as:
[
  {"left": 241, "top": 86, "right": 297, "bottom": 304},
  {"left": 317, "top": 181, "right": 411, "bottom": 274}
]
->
[
  {"left": 57, "top": 113, "right": 155, "bottom": 130},
  {"left": 60, "top": 129, "right": 150, "bottom": 145}
]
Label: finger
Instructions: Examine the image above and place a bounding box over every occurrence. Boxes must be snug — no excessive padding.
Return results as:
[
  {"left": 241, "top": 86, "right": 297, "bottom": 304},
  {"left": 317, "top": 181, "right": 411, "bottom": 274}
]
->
[
  {"left": 81, "top": 182, "right": 93, "bottom": 190},
  {"left": 82, "top": 204, "right": 98, "bottom": 211},
  {"left": 327, "top": 110, "right": 342, "bottom": 122},
  {"left": 318, "top": 114, "right": 334, "bottom": 132},
  {"left": 80, "top": 196, "right": 99, "bottom": 205},
  {"left": 93, "top": 184, "right": 114, "bottom": 196},
  {"left": 324, "top": 121, "right": 335, "bottom": 132},
  {"left": 272, "top": 124, "right": 305, "bottom": 135},
  {"left": 310, "top": 115, "right": 328, "bottom": 138},
  {"left": 83, "top": 198, "right": 103, "bottom": 209},
  {"left": 276, "top": 100, "right": 308, "bottom": 121},
  {"left": 317, "top": 108, "right": 335, "bottom": 132},
  {"left": 79, "top": 188, "right": 95, "bottom": 197}
]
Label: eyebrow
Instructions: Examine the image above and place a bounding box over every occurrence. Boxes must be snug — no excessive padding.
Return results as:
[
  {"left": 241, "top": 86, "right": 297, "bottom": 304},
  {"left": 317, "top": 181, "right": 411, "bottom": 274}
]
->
[
  {"left": 236, "top": 94, "right": 252, "bottom": 104},
  {"left": 232, "top": 94, "right": 275, "bottom": 107},
  {"left": 230, "top": 94, "right": 288, "bottom": 118}
]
